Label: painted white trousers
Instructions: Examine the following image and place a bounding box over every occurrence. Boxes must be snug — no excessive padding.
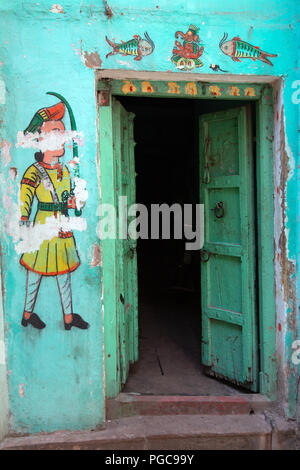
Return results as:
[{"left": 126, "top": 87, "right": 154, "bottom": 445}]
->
[{"left": 24, "top": 270, "right": 73, "bottom": 316}]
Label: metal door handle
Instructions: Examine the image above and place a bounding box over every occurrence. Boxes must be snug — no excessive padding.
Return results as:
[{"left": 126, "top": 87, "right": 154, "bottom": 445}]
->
[{"left": 212, "top": 201, "right": 225, "bottom": 218}]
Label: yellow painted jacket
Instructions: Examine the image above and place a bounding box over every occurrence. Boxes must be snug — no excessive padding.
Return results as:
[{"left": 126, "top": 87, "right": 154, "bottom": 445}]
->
[{"left": 20, "top": 162, "right": 80, "bottom": 276}]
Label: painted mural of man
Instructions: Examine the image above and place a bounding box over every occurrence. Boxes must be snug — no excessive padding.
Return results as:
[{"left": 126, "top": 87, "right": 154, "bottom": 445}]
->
[{"left": 19, "top": 93, "right": 89, "bottom": 331}]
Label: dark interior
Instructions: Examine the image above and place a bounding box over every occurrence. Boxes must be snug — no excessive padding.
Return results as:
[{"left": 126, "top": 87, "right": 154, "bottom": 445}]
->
[{"left": 117, "top": 96, "right": 252, "bottom": 396}]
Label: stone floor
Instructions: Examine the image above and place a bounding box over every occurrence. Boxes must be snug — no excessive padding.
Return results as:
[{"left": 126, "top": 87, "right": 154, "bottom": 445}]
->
[{"left": 123, "top": 287, "right": 250, "bottom": 396}]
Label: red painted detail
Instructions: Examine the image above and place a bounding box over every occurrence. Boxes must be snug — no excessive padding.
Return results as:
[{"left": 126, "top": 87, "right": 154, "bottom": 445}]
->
[
  {"left": 276, "top": 111, "right": 279, "bottom": 121},
  {"left": 20, "top": 259, "right": 80, "bottom": 276},
  {"left": 276, "top": 186, "right": 280, "bottom": 195},
  {"left": 277, "top": 252, "right": 280, "bottom": 262},
  {"left": 278, "top": 323, "right": 282, "bottom": 332}
]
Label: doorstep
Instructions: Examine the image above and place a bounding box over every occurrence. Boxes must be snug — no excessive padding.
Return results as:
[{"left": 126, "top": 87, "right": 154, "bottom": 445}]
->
[
  {"left": 0, "top": 412, "right": 297, "bottom": 450},
  {"left": 106, "top": 393, "right": 273, "bottom": 419}
]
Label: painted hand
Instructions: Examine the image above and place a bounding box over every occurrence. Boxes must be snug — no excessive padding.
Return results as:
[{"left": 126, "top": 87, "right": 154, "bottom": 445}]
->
[{"left": 68, "top": 196, "right": 76, "bottom": 209}]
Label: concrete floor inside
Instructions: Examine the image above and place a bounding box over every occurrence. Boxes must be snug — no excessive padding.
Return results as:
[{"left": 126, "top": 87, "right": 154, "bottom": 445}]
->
[{"left": 123, "top": 263, "right": 250, "bottom": 397}]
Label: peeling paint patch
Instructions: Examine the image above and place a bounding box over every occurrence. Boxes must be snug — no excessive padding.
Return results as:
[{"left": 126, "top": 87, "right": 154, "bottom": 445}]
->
[
  {"left": 91, "top": 243, "right": 101, "bottom": 267},
  {"left": 0, "top": 79, "right": 5, "bottom": 104},
  {"left": 122, "top": 80, "right": 137, "bottom": 94},
  {"left": 9, "top": 167, "right": 18, "bottom": 180},
  {"left": 0, "top": 340, "right": 5, "bottom": 365},
  {"left": 19, "top": 384, "right": 24, "bottom": 398},
  {"left": 10, "top": 215, "right": 87, "bottom": 255},
  {"left": 2, "top": 193, "right": 12, "bottom": 211},
  {"left": 73, "top": 177, "right": 88, "bottom": 211},
  {"left": 50, "top": 4, "right": 64, "bottom": 13},
  {"left": 83, "top": 51, "right": 102, "bottom": 69},
  {"left": 1, "top": 139, "right": 11, "bottom": 166},
  {"left": 16, "top": 130, "right": 83, "bottom": 152}
]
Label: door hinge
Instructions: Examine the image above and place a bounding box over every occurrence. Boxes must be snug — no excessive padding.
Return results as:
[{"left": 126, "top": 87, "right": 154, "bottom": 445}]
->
[{"left": 97, "top": 90, "right": 110, "bottom": 107}]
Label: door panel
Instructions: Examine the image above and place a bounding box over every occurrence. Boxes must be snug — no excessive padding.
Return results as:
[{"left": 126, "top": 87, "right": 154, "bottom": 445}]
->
[
  {"left": 200, "top": 106, "right": 258, "bottom": 391},
  {"left": 113, "top": 98, "right": 138, "bottom": 388}
]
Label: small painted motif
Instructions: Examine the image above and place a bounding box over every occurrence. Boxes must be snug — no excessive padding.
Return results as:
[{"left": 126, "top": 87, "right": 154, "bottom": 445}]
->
[
  {"left": 185, "top": 82, "right": 198, "bottom": 96},
  {"left": 219, "top": 33, "right": 277, "bottom": 66},
  {"left": 141, "top": 81, "right": 154, "bottom": 93},
  {"left": 244, "top": 87, "right": 256, "bottom": 97},
  {"left": 105, "top": 32, "right": 155, "bottom": 61},
  {"left": 171, "top": 24, "right": 204, "bottom": 71},
  {"left": 122, "top": 80, "right": 137, "bottom": 94},
  {"left": 168, "top": 82, "right": 180, "bottom": 94},
  {"left": 210, "top": 64, "right": 228, "bottom": 73},
  {"left": 209, "top": 85, "right": 221, "bottom": 96},
  {"left": 227, "top": 86, "right": 240, "bottom": 96}
]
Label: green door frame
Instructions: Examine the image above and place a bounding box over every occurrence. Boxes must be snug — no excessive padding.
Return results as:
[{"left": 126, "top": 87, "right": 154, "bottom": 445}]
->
[{"left": 97, "top": 75, "right": 276, "bottom": 400}]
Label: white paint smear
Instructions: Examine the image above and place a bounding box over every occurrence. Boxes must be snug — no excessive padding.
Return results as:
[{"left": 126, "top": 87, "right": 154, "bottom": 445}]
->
[
  {"left": 50, "top": 4, "right": 64, "bottom": 13},
  {"left": 0, "top": 340, "right": 5, "bottom": 365},
  {"left": 0, "top": 79, "right": 5, "bottom": 104},
  {"left": 10, "top": 214, "right": 87, "bottom": 254},
  {"left": 73, "top": 177, "right": 88, "bottom": 210},
  {"left": 1, "top": 139, "right": 11, "bottom": 166},
  {"left": 16, "top": 130, "right": 84, "bottom": 152}
]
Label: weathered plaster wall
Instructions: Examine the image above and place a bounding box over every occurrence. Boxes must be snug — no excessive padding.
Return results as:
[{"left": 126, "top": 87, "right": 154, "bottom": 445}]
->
[
  {"left": 0, "top": 0, "right": 299, "bottom": 434},
  {"left": 0, "top": 261, "right": 9, "bottom": 441}
]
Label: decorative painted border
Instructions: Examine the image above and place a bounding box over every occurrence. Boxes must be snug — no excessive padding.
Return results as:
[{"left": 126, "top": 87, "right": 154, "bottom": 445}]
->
[{"left": 98, "top": 79, "right": 260, "bottom": 100}]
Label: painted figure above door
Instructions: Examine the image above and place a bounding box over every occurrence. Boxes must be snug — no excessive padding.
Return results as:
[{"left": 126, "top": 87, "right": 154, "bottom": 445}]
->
[{"left": 171, "top": 24, "right": 204, "bottom": 71}]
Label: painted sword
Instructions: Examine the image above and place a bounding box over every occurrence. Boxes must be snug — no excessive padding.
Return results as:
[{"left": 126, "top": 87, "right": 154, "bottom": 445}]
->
[{"left": 47, "top": 91, "right": 82, "bottom": 216}]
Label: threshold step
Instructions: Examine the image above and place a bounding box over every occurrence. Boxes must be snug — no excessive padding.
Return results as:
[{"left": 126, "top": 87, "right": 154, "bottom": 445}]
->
[{"left": 106, "top": 393, "right": 272, "bottom": 419}]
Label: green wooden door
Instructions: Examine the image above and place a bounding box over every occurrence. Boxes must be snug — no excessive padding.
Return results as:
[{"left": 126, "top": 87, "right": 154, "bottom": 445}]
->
[
  {"left": 199, "top": 106, "right": 258, "bottom": 391},
  {"left": 113, "top": 98, "right": 138, "bottom": 388}
]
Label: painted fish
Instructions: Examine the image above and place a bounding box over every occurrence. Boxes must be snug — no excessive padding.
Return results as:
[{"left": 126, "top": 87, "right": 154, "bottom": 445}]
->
[
  {"left": 106, "top": 32, "right": 155, "bottom": 61},
  {"left": 219, "top": 33, "right": 277, "bottom": 66}
]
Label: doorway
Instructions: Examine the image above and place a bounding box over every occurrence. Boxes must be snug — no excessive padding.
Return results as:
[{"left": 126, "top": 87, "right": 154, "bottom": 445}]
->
[
  {"left": 114, "top": 96, "right": 256, "bottom": 396},
  {"left": 99, "top": 77, "right": 276, "bottom": 401}
]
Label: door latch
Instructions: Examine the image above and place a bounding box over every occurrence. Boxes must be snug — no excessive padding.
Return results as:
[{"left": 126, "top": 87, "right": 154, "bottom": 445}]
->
[{"left": 212, "top": 201, "right": 225, "bottom": 219}]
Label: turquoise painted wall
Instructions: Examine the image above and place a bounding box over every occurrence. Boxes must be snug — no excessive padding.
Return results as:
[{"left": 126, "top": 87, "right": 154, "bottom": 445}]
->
[
  {"left": 0, "top": 0, "right": 299, "bottom": 434},
  {"left": 0, "top": 262, "right": 9, "bottom": 441}
]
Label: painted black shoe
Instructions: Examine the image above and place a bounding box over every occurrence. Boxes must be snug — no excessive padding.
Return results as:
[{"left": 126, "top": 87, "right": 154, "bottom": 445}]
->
[
  {"left": 64, "top": 314, "right": 89, "bottom": 331},
  {"left": 21, "top": 313, "right": 46, "bottom": 329}
]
